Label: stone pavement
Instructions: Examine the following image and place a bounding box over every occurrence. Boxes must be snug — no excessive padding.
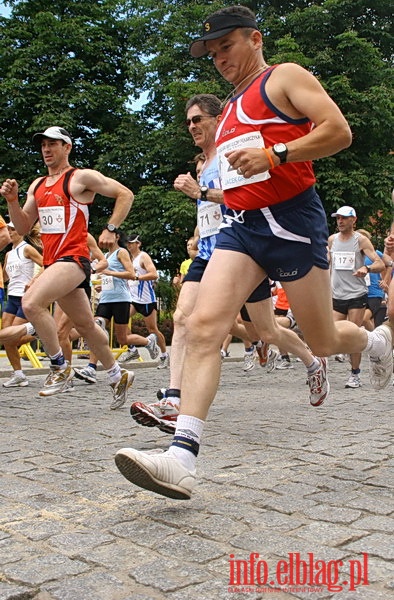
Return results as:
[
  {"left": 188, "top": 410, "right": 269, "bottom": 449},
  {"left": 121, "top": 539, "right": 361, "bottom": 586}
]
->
[{"left": 0, "top": 346, "right": 393, "bottom": 600}]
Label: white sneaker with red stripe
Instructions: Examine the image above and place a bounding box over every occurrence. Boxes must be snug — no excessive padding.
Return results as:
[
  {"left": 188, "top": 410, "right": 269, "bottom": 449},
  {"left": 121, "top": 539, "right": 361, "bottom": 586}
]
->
[
  {"left": 130, "top": 398, "right": 179, "bottom": 433},
  {"left": 307, "top": 357, "right": 330, "bottom": 406}
]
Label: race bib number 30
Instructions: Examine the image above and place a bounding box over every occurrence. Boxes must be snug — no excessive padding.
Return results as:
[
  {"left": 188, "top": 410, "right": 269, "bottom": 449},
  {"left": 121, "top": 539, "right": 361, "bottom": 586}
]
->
[
  {"left": 38, "top": 206, "right": 66, "bottom": 234},
  {"left": 218, "top": 132, "right": 271, "bottom": 190}
]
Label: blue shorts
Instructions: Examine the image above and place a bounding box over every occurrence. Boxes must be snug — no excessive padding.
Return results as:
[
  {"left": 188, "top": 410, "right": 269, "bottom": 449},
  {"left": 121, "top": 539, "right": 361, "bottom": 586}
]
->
[
  {"left": 216, "top": 187, "right": 329, "bottom": 282},
  {"left": 4, "top": 295, "right": 27, "bottom": 319},
  {"left": 183, "top": 256, "right": 208, "bottom": 283}
]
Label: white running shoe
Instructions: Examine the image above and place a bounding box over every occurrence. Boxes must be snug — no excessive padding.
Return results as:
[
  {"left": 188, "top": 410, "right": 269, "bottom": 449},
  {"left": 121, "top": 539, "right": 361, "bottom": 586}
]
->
[
  {"left": 276, "top": 358, "right": 294, "bottom": 370},
  {"left": 119, "top": 347, "right": 140, "bottom": 362},
  {"left": 243, "top": 350, "right": 256, "bottom": 372},
  {"left": 114, "top": 448, "right": 196, "bottom": 499},
  {"left": 157, "top": 354, "right": 170, "bottom": 369},
  {"left": 110, "top": 369, "right": 135, "bottom": 410},
  {"left": 308, "top": 358, "right": 330, "bottom": 406},
  {"left": 146, "top": 334, "right": 160, "bottom": 360},
  {"left": 74, "top": 365, "right": 97, "bottom": 384},
  {"left": 130, "top": 398, "right": 179, "bottom": 433},
  {"left": 368, "top": 324, "right": 393, "bottom": 390},
  {"left": 345, "top": 373, "right": 362, "bottom": 388},
  {"left": 3, "top": 373, "right": 29, "bottom": 388},
  {"left": 39, "top": 364, "right": 74, "bottom": 397}
]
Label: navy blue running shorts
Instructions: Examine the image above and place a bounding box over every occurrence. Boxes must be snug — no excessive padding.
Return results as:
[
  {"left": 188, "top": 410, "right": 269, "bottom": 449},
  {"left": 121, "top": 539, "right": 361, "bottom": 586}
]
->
[
  {"left": 215, "top": 187, "right": 329, "bottom": 282},
  {"left": 4, "top": 295, "right": 27, "bottom": 319},
  {"left": 183, "top": 256, "right": 209, "bottom": 283}
]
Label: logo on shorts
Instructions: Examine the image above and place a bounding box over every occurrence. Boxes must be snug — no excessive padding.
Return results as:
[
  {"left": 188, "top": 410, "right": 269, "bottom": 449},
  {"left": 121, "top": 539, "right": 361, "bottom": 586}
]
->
[{"left": 277, "top": 267, "right": 299, "bottom": 278}]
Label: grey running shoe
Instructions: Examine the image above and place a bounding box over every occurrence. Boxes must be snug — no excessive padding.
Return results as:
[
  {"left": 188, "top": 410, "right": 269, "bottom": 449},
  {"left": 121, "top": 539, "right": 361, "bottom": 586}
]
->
[
  {"left": 146, "top": 334, "right": 160, "bottom": 360},
  {"left": 276, "top": 358, "right": 293, "bottom": 370},
  {"left": 157, "top": 354, "right": 170, "bottom": 369},
  {"left": 368, "top": 324, "right": 393, "bottom": 390},
  {"left": 119, "top": 347, "right": 140, "bottom": 362},
  {"left": 39, "top": 364, "right": 74, "bottom": 397},
  {"left": 74, "top": 365, "right": 97, "bottom": 384},
  {"left": 308, "top": 357, "right": 330, "bottom": 406},
  {"left": 114, "top": 448, "right": 196, "bottom": 500},
  {"left": 110, "top": 368, "right": 135, "bottom": 410},
  {"left": 266, "top": 348, "right": 279, "bottom": 373},
  {"left": 345, "top": 373, "right": 362, "bottom": 388},
  {"left": 3, "top": 373, "right": 29, "bottom": 388},
  {"left": 243, "top": 350, "right": 256, "bottom": 372},
  {"left": 335, "top": 353, "right": 347, "bottom": 363}
]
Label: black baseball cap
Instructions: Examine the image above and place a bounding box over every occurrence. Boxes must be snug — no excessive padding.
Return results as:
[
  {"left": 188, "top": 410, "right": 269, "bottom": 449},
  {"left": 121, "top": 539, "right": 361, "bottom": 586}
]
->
[{"left": 190, "top": 12, "right": 259, "bottom": 58}]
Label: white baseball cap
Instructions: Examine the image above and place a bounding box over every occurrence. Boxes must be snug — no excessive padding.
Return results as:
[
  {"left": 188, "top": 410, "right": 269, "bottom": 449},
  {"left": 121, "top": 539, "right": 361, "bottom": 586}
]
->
[
  {"left": 32, "top": 126, "right": 72, "bottom": 146},
  {"left": 331, "top": 206, "right": 356, "bottom": 218}
]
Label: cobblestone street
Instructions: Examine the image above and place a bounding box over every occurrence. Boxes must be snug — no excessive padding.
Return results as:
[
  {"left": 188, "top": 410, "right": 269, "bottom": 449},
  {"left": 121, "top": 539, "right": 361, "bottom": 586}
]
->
[{"left": 0, "top": 349, "right": 393, "bottom": 600}]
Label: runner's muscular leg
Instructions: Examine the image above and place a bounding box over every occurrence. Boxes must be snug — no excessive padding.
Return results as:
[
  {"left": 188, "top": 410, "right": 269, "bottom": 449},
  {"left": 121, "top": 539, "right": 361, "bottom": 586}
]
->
[
  {"left": 180, "top": 249, "right": 264, "bottom": 420},
  {"left": 283, "top": 267, "right": 368, "bottom": 356},
  {"left": 22, "top": 262, "right": 85, "bottom": 356},
  {"left": 58, "top": 290, "right": 115, "bottom": 370},
  {"left": 170, "top": 280, "right": 200, "bottom": 390}
]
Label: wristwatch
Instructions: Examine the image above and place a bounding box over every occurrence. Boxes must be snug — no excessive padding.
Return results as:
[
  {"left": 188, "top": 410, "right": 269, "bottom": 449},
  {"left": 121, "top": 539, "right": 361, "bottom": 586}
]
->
[
  {"left": 272, "top": 143, "right": 288, "bottom": 164},
  {"left": 199, "top": 185, "right": 209, "bottom": 200},
  {"left": 366, "top": 265, "right": 371, "bottom": 273},
  {"left": 104, "top": 223, "right": 117, "bottom": 233}
]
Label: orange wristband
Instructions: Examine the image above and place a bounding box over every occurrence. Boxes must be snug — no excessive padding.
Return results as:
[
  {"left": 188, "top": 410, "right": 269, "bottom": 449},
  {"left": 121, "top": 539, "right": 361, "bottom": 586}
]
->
[{"left": 262, "top": 146, "right": 275, "bottom": 170}]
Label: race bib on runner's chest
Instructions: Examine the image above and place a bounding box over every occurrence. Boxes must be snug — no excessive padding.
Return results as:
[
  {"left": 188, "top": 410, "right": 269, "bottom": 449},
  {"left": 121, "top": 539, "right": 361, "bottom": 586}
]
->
[
  {"left": 101, "top": 275, "right": 114, "bottom": 290},
  {"left": 217, "top": 131, "right": 271, "bottom": 190},
  {"left": 332, "top": 251, "right": 356, "bottom": 270},
  {"left": 38, "top": 206, "right": 66, "bottom": 234},
  {"left": 198, "top": 202, "right": 223, "bottom": 238}
]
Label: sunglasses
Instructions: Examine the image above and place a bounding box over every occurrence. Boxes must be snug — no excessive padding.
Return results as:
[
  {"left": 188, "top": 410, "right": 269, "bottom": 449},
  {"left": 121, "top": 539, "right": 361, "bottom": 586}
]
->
[{"left": 185, "top": 115, "right": 216, "bottom": 127}]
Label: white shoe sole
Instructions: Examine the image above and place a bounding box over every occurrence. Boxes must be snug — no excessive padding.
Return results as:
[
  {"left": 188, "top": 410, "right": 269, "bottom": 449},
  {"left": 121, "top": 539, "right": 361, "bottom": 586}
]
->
[{"left": 115, "top": 448, "right": 194, "bottom": 500}]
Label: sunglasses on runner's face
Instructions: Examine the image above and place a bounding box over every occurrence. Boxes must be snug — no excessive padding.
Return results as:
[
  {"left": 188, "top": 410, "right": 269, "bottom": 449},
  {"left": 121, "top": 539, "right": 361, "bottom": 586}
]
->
[{"left": 185, "top": 115, "right": 215, "bottom": 127}]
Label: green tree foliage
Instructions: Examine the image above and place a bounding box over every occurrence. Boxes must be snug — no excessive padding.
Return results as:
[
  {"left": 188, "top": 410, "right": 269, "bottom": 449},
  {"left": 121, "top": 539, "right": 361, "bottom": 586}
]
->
[{"left": 0, "top": 0, "right": 393, "bottom": 275}]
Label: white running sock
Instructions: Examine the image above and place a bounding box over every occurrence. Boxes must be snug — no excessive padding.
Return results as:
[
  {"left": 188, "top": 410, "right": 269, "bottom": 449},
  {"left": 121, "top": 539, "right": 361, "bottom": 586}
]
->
[{"left": 169, "top": 414, "right": 205, "bottom": 471}]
